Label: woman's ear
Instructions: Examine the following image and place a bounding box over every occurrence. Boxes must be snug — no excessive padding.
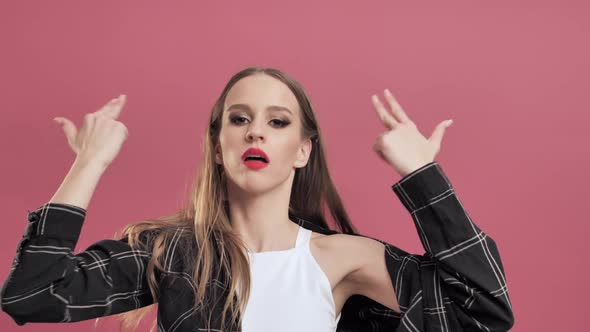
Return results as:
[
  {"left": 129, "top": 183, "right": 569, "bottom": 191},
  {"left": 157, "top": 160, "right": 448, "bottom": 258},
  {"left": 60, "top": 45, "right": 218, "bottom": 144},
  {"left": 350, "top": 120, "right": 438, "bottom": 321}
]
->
[
  {"left": 215, "top": 144, "right": 223, "bottom": 165},
  {"left": 294, "top": 138, "right": 313, "bottom": 168}
]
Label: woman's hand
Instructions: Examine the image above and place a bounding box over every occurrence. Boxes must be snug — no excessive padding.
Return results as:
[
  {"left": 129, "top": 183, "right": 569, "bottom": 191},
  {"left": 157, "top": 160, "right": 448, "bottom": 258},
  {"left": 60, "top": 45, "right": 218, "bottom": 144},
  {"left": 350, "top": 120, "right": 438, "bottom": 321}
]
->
[
  {"left": 371, "top": 89, "right": 453, "bottom": 177},
  {"left": 53, "top": 94, "right": 130, "bottom": 169}
]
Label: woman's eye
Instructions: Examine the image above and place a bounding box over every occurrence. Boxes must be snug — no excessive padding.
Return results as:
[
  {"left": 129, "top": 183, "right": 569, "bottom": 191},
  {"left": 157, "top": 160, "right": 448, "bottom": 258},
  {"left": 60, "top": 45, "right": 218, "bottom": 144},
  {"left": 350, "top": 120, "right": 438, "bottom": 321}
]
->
[
  {"left": 270, "top": 119, "right": 290, "bottom": 127},
  {"left": 230, "top": 116, "right": 289, "bottom": 128},
  {"left": 230, "top": 116, "right": 247, "bottom": 125}
]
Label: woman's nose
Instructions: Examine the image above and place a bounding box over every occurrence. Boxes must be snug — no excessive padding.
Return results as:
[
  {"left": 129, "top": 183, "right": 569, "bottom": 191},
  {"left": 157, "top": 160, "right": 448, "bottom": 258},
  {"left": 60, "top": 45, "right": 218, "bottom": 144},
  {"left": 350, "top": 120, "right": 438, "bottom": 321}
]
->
[
  {"left": 246, "top": 130, "right": 264, "bottom": 141},
  {"left": 246, "top": 120, "right": 265, "bottom": 141}
]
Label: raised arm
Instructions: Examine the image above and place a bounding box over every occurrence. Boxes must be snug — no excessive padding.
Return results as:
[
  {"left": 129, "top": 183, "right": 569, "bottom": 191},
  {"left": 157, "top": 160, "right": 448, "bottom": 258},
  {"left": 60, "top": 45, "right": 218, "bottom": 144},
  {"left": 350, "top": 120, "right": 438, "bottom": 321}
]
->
[
  {"left": 1, "top": 95, "right": 155, "bottom": 325},
  {"left": 389, "top": 162, "right": 513, "bottom": 331},
  {"left": 340, "top": 89, "right": 514, "bottom": 331},
  {"left": 342, "top": 162, "right": 513, "bottom": 331}
]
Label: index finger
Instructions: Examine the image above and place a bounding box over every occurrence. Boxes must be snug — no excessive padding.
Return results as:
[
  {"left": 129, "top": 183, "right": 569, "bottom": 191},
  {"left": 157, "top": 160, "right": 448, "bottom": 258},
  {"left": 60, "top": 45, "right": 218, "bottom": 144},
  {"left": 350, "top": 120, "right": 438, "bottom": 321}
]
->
[
  {"left": 97, "top": 94, "right": 127, "bottom": 119},
  {"left": 372, "top": 94, "right": 398, "bottom": 129}
]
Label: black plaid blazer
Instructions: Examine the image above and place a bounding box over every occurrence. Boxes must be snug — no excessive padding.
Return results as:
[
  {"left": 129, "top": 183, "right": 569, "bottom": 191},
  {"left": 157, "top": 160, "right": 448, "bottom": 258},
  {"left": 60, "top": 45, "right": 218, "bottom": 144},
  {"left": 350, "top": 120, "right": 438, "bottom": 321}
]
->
[{"left": 1, "top": 161, "right": 514, "bottom": 331}]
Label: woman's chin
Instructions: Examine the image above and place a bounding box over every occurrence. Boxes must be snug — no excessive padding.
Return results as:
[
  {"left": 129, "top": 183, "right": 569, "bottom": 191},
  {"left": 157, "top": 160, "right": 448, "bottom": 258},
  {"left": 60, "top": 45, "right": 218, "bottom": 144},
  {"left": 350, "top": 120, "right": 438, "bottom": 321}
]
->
[
  {"left": 238, "top": 182, "right": 276, "bottom": 194},
  {"left": 229, "top": 177, "right": 283, "bottom": 195}
]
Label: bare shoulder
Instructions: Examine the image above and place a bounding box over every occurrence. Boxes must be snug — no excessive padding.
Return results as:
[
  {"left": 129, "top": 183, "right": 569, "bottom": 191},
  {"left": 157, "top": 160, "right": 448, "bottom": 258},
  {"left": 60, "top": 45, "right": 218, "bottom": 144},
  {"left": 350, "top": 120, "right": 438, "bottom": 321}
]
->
[
  {"left": 311, "top": 232, "right": 385, "bottom": 264},
  {"left": 309, "top": 232, "right": 385, "bottom": 287},
  {"left": 308, "top": 232, "right": 377, "bottom": 315},
  {"left": 310, "top": 231, "right": 400, "bottom": 313}
]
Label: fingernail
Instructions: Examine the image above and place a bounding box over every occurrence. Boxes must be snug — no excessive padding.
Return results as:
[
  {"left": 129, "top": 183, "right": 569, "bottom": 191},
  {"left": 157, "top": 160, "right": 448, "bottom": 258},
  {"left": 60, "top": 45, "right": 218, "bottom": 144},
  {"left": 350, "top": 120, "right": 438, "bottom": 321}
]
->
[
  {"left": 384, "top": 89, "right": 390, "bottom": 95},
  {"left": 447, "top": 119, "right": 453, "bottom": 126}
]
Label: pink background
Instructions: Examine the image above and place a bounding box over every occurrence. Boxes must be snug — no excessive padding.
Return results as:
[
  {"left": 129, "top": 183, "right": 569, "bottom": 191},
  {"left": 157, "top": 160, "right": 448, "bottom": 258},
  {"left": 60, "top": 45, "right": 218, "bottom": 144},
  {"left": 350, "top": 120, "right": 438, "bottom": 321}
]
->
[{"left": 1, "top": 1, "right": 588, "bottom": 331}]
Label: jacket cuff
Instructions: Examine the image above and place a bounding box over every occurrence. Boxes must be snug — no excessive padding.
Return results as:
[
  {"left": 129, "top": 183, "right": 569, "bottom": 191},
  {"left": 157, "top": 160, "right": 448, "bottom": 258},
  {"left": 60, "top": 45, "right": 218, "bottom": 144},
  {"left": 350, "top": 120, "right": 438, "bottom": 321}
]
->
[
  {"left": 24, "top": 203, "right": 86, "bottom": 244},
  {"left": 391, "top": 161, "right": 451, "bottom": 213}
]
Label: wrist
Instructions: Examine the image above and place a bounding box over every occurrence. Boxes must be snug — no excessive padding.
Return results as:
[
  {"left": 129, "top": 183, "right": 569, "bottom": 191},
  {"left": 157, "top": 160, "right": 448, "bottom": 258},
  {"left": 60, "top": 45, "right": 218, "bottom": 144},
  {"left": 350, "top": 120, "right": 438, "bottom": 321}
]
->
[{"left": 73, "top": 156, "right": 108, "bottom": 174}]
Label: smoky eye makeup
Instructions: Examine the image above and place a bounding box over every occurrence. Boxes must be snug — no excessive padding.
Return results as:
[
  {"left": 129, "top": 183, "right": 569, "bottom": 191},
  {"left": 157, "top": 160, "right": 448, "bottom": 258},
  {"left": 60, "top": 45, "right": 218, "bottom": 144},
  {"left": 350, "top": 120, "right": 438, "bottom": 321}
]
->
[
  {"left": 271, "top": 118, "right": 291, "bottom": 127},
  {"left": 229, "top": 115, "right": 291, "bottom": 127}
]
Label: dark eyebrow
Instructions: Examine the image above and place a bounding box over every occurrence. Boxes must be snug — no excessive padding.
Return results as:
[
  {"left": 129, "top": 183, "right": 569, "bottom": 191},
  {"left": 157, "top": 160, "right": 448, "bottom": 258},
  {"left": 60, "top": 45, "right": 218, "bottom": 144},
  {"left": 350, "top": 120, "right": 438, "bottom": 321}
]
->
[{"left": 226, "top": 103, "right": 293, "bottom": 115}]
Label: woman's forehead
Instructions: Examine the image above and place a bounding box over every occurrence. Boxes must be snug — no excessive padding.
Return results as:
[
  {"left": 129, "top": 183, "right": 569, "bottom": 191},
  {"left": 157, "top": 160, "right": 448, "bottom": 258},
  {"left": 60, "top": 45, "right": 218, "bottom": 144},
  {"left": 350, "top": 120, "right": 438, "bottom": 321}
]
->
[{"left": 225, "top": 75, "right": 299, "bottom": 113}]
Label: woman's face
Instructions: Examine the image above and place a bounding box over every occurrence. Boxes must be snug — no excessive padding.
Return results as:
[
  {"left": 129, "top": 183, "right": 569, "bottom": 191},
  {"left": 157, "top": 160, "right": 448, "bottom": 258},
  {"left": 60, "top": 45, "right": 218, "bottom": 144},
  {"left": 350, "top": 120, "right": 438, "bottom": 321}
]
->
[{"left": 215, "top": 74, "right": 312, "bottom": 195}]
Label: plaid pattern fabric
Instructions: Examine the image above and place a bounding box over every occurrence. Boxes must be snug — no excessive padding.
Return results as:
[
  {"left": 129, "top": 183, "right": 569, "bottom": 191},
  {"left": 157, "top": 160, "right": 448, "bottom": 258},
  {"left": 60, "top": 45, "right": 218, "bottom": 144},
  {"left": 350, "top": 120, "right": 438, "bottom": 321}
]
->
[{"left": 1, "top": 161, "right": 514, "bottom": 331}]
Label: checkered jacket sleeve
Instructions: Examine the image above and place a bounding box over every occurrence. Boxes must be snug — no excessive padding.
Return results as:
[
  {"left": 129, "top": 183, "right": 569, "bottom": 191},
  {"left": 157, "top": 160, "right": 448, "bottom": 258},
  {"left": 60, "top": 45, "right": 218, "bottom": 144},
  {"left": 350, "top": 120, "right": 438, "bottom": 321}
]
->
[
  {"left": 0, "top": 203, "right": 155, "bottom": 325},
  {"left": 372, "top": 161, "right": 515, "bottom": 331}
]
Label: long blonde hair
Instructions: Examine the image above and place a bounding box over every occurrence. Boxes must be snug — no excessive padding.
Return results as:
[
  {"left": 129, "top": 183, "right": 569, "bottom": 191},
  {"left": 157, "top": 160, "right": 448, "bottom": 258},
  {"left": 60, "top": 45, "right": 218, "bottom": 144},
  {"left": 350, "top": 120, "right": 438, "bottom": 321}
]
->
[{"left": 98, "top": 66, "right": 359, "bottom": 332}]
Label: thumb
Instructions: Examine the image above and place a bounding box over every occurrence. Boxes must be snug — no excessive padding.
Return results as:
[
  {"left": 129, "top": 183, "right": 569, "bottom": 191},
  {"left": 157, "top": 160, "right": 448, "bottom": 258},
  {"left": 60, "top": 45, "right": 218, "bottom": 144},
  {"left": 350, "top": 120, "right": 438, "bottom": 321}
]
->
[
  {"left": 428, "top": 119, "right": 453, "bottom": 147},
  {"left": 53, "top": 117, "right": 78, "bottom": 150}
]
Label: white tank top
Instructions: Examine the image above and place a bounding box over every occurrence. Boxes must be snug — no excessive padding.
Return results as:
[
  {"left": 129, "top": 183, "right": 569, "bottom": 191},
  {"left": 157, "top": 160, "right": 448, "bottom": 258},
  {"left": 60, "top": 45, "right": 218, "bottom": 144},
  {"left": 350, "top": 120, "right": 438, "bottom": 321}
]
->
[{"left": 239, "top": 225, "right": 342, "bottom": 332}]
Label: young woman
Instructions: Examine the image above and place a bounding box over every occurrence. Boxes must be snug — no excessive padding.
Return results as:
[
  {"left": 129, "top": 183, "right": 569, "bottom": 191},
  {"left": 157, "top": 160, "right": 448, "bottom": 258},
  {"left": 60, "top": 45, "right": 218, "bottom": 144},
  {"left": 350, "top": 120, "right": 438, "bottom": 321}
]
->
[{"left": 1, "top": 67, "right": 514, "bottom": 332}]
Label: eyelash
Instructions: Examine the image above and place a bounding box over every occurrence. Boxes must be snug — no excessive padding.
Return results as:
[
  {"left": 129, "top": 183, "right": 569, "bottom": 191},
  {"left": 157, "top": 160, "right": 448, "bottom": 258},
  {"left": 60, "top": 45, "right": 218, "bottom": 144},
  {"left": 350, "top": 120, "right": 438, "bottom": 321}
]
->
[{"left": 229, "top": 116, "right": 290, "bottom": 128}]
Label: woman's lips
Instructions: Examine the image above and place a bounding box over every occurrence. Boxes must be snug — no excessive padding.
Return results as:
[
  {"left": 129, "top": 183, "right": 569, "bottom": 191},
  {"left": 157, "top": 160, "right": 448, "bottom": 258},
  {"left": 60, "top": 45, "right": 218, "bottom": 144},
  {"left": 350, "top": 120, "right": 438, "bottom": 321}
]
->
[
  {"left": 241, "top": 147, "right": 269, "bottom": 162},
  {"left": 243, "top": 159, "right": 269, "bottom": 170},
  {"left": 241, "top": 147, "right": 270, "bottom": 170}
]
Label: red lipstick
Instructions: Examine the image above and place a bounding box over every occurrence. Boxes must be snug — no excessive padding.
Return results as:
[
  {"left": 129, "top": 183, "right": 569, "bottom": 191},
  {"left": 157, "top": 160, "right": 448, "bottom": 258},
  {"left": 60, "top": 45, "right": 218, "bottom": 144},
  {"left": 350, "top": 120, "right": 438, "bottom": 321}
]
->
[{"left": 241, "top": 147, "right": 270, "bottom": 170}]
